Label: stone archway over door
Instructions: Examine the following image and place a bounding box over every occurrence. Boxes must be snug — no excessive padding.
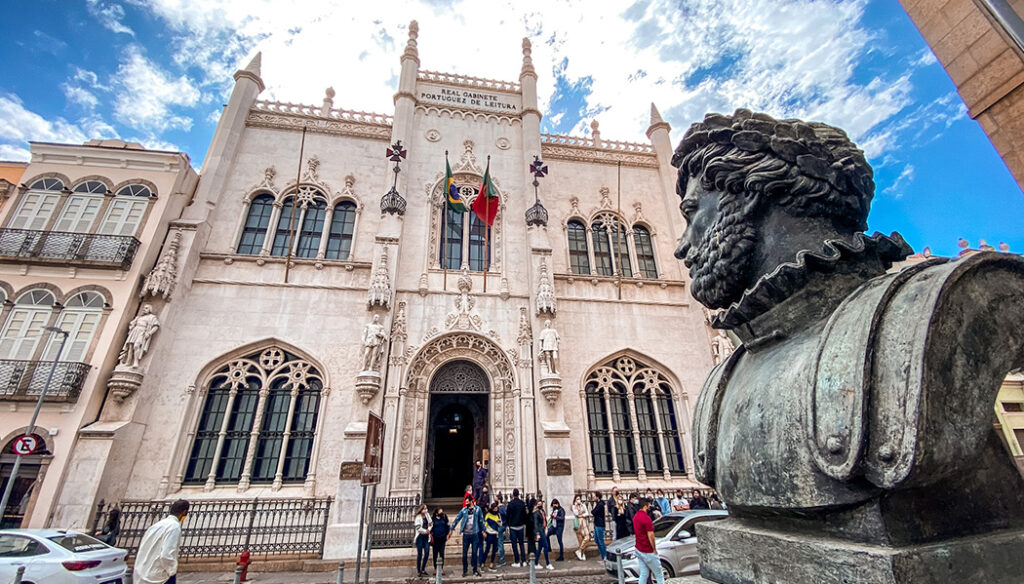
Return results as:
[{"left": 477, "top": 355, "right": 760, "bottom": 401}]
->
[{"left": 392, "top": 333, "right": 520, "bottom": 495}]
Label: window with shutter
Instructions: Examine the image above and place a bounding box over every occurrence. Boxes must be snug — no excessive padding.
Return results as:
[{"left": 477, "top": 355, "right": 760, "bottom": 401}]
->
[
  {"left": 0, "top": 290, "right": 55, "bottom": 360},
  {"left": 40, "top": 292, "right": 104, "bottom": 361},
  {"left": 98, "top": 185, "right": 151, "bottom": 236}
]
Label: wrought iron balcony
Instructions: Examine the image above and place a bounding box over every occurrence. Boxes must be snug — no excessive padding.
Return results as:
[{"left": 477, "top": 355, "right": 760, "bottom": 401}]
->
[
  {"left": 0, "top": 229, "right": 141, "bottom": 270},
  {"left": 0, "top": 360, "right": 91, "bottom": 402}
]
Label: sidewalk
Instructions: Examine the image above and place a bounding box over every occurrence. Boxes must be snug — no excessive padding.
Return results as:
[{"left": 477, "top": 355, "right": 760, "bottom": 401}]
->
[{"left": 178, "top": 559, "right": 609, "bottom": 584}]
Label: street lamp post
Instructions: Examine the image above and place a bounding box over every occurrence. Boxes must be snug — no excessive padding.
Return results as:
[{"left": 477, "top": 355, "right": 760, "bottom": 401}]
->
[{"left": 0, "top": 326, "right": 69, "bottom": 526}]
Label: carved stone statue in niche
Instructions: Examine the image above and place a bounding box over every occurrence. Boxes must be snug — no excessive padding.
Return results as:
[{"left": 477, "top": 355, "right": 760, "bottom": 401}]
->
[
  {"left": 709, "top": 330, "right": 734, "bottom": 366},
  {"left": 118, "top": 304, "right": 160, "bottom": 369},
  {"left": 361, "top": 314, "right": 388, "bottom": 372},
  {"left": 538, "top": 320, "right": 560, "bottom": 376},
  {"left": 675, "top": 109, "right": 1024, "bottom": 583}
]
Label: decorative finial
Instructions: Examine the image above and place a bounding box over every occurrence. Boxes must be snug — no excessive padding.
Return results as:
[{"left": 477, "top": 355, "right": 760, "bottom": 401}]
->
[
  {"left": 234, "top": 51, "right": 265, "bottom": 92},
  {"left": 650, "top": 103, "right": 664, "bottom": 125},
  {"left": 591, "top": 120, "right": 602, "bottom": 146},
  {"left": 404, "top": 20, "right": 419, "bottom": 61},
  {"left": 380, "top": 140, "right": 408, "bottom": 215},
  {"left": 521, "top": 37, "right": 535, "bottom": 76},
  {"left": 321, "top": 87, "right": 335, "bottom": 115},
  {"left": 999, "top": 242, "right": 1010, "bottom": 252}
]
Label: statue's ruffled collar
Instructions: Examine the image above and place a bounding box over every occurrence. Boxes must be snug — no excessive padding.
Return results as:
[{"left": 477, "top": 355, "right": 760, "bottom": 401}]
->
[{"left": 713, "top": 232, "right": 912, "bottom": 342}]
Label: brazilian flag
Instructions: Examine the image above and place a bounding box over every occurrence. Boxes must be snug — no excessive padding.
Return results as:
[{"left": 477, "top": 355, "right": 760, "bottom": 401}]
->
[{"left": 446, "top": 160, "right": 466, "bottom": 213}]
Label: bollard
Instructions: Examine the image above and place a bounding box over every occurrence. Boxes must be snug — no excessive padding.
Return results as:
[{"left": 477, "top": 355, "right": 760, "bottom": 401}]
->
[
  {"left": 616, "top": 552, "right": 625, "bottom": 584},
  {"left": 434, "top": 556, "right": 443, "bottom": 584},
  {"left": 12, "top": 566, "right": 25, "bottom": 584},
  {"left": 528, "top": 553, "right": 536, "bottom": 584},
  {"left": 337, "top": 561, "right": 345, "bottom": 584},
  {"left": 232, "top": 564, "right": 243, "bottom": 584}
]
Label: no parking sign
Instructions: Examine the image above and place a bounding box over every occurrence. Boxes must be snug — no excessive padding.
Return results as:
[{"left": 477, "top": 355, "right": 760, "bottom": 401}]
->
[{"left": 12, "top": 434, "right": 39, "bottom": 456}]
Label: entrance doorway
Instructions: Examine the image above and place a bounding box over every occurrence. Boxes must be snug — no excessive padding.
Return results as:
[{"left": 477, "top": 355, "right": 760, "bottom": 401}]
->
[
  {"left": 0, "top": 433, "right": 49, "bottom": 528},
  {"left": 424, "top": 361, "right": 489, "bottom": 501}
]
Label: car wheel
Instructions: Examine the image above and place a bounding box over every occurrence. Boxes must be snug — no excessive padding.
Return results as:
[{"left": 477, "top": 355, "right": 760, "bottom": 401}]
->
[{"left": 661, "top": 560, "right": 675, "bottom": 579}]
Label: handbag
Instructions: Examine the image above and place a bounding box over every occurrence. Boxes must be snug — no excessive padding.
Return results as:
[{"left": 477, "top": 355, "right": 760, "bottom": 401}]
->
[{"left": 573, "top": 517, "right": 580, "bottom": 531}]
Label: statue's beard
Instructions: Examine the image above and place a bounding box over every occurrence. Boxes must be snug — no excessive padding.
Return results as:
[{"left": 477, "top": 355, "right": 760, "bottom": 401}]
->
[{"left": 684, "top": 215, "right": 758, "bottom": 310}]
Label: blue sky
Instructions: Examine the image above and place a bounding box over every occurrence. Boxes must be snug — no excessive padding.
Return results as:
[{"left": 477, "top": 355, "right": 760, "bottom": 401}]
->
[{"left": 1, "top": 0, "right": 1021, "bottom": 257}]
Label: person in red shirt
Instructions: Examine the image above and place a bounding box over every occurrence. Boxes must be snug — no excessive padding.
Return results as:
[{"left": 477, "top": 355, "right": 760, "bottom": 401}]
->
[{"left": 632, "top": 498, "right": 663, "bottom": 584}]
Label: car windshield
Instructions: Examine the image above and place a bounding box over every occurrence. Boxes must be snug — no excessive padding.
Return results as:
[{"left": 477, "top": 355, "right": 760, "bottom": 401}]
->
[
  {"left": 652, "top": 517, "right": 679, "bottom": 539},
  {"left": 48, "top": 533, "right": 108, "bottom": 553}
]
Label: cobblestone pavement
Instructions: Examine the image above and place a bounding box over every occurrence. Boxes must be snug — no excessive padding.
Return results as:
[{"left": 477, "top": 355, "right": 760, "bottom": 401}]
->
[{"left": 176, "top": 568, "right": 707, "bottom": 584}]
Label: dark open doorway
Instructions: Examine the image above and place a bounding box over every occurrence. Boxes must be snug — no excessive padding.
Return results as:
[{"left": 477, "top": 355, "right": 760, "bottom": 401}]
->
[
  {"left": 430, "top": 402, "right": 476, "bottom": 497},
  {"left": 424, "top": 360, "right": 490, "bottom": 501}
]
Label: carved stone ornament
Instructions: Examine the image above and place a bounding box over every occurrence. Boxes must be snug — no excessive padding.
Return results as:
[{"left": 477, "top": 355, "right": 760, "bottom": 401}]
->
[
  {"left": 355, "top": 370, "right": 382, "bottom": 404},
  {"left": 107, "top": 368, "right": 144, "bottom": 402},
  {"left": 425, "top": 129, "right": 441, "bottom": 142},
  {"left": 391, "top": 300, "right": 408, "bottom": 343},
  {"left": 710, "top": 329, "right": 735, "bottom": 366},
  {"left": 536, "top": 257, "right": 556, "bottom": 316},
  {"left": 367, "top": 248, "right": 392, "bottom": 308},
  {"left": 455, "top": 140, "right": 480, "bottom": 174},
  {"left": 516, "top": 306, "right": 532, "bottom": 346},
  {"left": 677, "top": 109, "right": 1024, "bottom": 584},
  {"left": 445, "top": 269, "right": 483, "bottom": 331},
  {"left": 141, "top": 230, "right": 181, "bottom": 300},
  {"left": 360, "top": 314, "right": 388, "bottom": 372},
  {"left": 538, "top": 373, "right": 562, "bottom": 405}
]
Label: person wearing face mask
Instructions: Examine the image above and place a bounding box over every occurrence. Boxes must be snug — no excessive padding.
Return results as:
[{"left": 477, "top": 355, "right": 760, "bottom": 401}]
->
[
  {"left": 624, "top": 494, "right": 639, "bottom": 536},
  {"left": 413, "top": 504, "right": 432, "bottom": 577},
  {"left": 547, "top": 498, "right": 566, "bottom": 561},
  {"left": 430, "top": 508, "right": 450, "bottom": 577}
]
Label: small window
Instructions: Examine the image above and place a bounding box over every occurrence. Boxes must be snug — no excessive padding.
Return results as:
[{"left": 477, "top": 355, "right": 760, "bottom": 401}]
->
[
  {"left": 64, "top": 291, "right": 105, "bottom": 308},
  {"left": 633, "top": 226, "right": 658, "bottom": 278},
  {"left": 29, "top": 178, "right": 63, "bottom": 191},
  {"left": 72, "top": 181, "right": 108, "bottom": 194},
  {"left": 567, "top": 220, "right": 591, "bottom": 275},
  {"left": 325, "top": 201, "right": 356, "bottom": 260},
  {"left": 117, "top": 184, "right": 153, "bottom": 198},
  {"left": 0, "top": 535, "right": 49, "bottom": 557},
  {"left": 1003, "top": 402, "right": 1024, "bottom": 412},
  {"left": 237, "top": 195, "right": 274, "bottom": 255}
]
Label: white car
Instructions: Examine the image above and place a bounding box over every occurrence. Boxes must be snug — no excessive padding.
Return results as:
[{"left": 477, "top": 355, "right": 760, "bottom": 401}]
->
[{"left": 0, "top": 529, "right": 127, "bottom": 584}]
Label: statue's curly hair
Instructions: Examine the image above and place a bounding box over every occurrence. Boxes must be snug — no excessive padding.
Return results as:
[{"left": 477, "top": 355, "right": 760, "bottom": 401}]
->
[{"left": 671, "top": 109, "right": 875, "bottom": 231}]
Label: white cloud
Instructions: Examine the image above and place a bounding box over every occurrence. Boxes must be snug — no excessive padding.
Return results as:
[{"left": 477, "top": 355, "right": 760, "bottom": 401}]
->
[
  {"left": 86, "top": 0, "right": 135, "bottom": 36},
  {"left": 0, "top": 94, "right": 89, "bottom": 146},
  {"left": 112, "top": 47, "right": 201, "bottom": 133},
  {"left": 62, "top": 84, "right": 99, "bottom": 109},
  {"left": 125, "top": 0, "right": 925, "bottom": 160},
  {"left": 883, "top": 164, "right": 915, "bottom": 198},
  {"left": 0, "top": 144, "right": 30, "bottom": 162},
  {"left": 73, "top": 67, "right": 101, "bottom": 88}
]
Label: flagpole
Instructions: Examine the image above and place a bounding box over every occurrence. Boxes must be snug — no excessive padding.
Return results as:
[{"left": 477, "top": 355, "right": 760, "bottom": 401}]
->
[
  {"left": 443, "top": 150, "right": 449, "bottom": 291},
  {"left": 284, "top": 126, "right": 307, "bottom": 284},
  {"left": 482, "top": 155, "right": 491, "bottom": 293}
]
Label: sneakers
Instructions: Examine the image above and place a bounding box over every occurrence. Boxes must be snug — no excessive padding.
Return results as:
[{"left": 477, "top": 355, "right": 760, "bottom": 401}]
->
[
  {"left": 474, "top": 570, "right": 482, "bottom": 577},
  {"left": 546, "top": 564, "right": 555, "bottom": 570},
  {"left": 575, "top": 549, "right": 584, "bottom": 560},
  {"left": 510, "top": 562, "right": 520, "bottom": 568}
]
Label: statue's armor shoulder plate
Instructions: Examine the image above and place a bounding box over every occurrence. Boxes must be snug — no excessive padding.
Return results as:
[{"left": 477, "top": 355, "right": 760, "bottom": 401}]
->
[{"left": 693, "top": 345, "right": 744, "bottom": 486}]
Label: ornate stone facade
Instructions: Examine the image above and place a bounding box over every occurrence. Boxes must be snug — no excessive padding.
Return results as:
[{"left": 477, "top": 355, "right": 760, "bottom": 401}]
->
[{"left": 31, "top": 25, "right": 718, "bottom": 562}]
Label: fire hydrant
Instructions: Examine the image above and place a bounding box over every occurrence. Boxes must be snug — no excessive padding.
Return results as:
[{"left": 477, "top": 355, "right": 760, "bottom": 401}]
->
[{"left": 237, "top": 551, "right": 252, "bottom": 582}]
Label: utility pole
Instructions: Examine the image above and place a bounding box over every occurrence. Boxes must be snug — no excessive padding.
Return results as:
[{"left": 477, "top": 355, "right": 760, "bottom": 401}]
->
[{"left": 0, "top": 326, "right": 69, "bottom": 523}]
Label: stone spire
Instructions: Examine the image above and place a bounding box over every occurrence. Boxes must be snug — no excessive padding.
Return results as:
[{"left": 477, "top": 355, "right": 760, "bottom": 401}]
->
[
  {"left": 536, "top": 257, "right": 556, "bottom": 316},
  {"left": 521, "top": 37, "right": 536, "bottom": 77},
  {"left": 367, "top": 248, "right": 392, "bottom": 308},
  {"left": 646, "top": 102, "right": 670, "bottom": 138},
  {"left": 234, "top": 51, "right": 265, "bottom": 92},
  {"left": 403, "top": 20, "right": 419, "bottom": 63}
]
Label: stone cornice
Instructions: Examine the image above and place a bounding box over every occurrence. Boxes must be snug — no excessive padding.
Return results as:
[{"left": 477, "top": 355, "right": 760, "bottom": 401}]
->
[
  {"left": 418, "top": 70, "right": 521, "bottom": 94},
  {"left": 540, "top": 143, "right": 658, "bottom": 168},
  {"left": 233, "top": 69, "right": 265, "bottom": 92},
  {"left": 246, "top": 101, "right": 393, "bottom": 141},
  {"left": 28, "top": 142, "right": 190, "bottom": 172}
]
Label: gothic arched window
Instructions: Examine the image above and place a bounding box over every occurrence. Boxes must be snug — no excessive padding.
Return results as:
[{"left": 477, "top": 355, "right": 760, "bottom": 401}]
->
[
  {"left": 185, "top": 347, "right": 324, "bottom": 488},
  {"left": 591, "top": 221, "right": 614, "bottom": 276},
  {"left": 633, "top": 225, "right": 658, "bottom": 279},
  {"left": 295, "top": 200, "right": 326, "bottom": 258},
  {"left": 584, "top": 356, "right": 686, "bottom": 478},
  {"left": 437, "top": 185, "right": 491, "bottom": 272},
  {"left": 237, "top": 194, "right": 274, "bottom": 255},
  {"left": 10, "top": 179, "right": 64, "bottom": 230},
  {"left": 567, "top": 220, "right": 591, "bottom": 275},
  {"left": 325, "top": 201, "right": 356, "bottom": 260},
  {"left": 98, "top": 184, "right": 153, "bottom": 236},
  {"left": 269, "top": 186, "right": 328, "bottom": 258}
]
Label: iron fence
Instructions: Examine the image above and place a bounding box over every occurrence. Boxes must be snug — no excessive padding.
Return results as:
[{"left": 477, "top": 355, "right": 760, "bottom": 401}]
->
[
  {"left": 368, "top": 494, "right": 420, "bottom": 548},
  {"left": 0, "top": 360, "right": 90, "bottom": 402},
  {"left": 573, "top": 487, "right": 719, "bottom": 541},
  {"left": 0, "top": 228, "right": 140, "bottom": 270},
  {"left": 93, "top": 497, "right": 332, "bottom": 560}
]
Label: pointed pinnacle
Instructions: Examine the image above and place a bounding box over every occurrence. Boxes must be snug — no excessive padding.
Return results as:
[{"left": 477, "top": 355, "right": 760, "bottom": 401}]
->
[
  {"left": 245, "top": 52, "right": 262, "bottom": 76},
  {"left": 650, "top": 103, "right": 664, "bottom": 125}
]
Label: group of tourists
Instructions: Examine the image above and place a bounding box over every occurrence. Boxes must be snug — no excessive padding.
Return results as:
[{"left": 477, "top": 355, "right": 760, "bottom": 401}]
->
[{"left": 412, "top": 467, "right": 722, "bottom": 579}]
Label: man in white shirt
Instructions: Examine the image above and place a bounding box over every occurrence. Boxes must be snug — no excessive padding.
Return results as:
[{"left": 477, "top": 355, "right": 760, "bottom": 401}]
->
[{"left": 133, "top": 499, "right": 189, "bottom": 584}]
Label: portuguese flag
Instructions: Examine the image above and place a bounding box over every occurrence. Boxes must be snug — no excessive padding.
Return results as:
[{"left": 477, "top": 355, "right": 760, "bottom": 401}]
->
[
  {"left": 472, "top": 159, "right": 499, "bottom": 226},
  {"left": 445, "top": 158, "right": 466, "bottom": 213}
]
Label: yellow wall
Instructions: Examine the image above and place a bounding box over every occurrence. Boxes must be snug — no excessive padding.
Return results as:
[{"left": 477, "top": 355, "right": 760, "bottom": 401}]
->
[{"left": 0, "top": 162, "right": 27, "bottom": 185}]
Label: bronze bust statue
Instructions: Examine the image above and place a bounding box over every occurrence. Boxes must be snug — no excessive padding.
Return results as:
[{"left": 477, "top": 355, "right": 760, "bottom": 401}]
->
[{"left": 675, "top": 109, "right": 1024, "bottom": 583}]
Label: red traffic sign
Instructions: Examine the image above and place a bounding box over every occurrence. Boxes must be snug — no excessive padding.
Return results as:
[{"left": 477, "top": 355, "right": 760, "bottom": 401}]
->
[
  {"left": 12, "top": 434, "right": 39, "bottom": 456},
  {"left": 361, "top": 413, "right": 385, "bottom": 486}
]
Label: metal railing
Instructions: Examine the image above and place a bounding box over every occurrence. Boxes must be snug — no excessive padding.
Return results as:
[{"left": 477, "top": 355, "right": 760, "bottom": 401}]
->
[
  {"left": 92, "top": 497, "right": 333, "bottom": 560},
  {"left": 0, "top": 360, "right": 90, "bottom": 402},
  {"left": 0, "top": 229, "right": 140, "bottom": 270},
  {"left": 368, "top": 495, "right": 420, "bottom": 548}
]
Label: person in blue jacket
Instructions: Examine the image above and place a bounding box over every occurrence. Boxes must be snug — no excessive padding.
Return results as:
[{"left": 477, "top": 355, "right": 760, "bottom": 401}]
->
[{"left": 451, "top": 497, "right": 485, "bottom": 577}]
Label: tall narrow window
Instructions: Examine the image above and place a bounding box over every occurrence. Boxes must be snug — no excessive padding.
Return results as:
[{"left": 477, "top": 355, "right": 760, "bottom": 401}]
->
[
  {"left": 184, "top": 347, "right": 324, "bottom": 486},
  {"left": 55, "top": 181, "right": 106, "bottom": 233},
  {"left": 295, "top": 200, "right": 326, "bottom": 258},
  {"left": 633, "top": 226, "right": 658, "bottom": 278},
  {"left": 325, "top": 201, "right": 356, "bottom": 260},
  {"left": 10, "top": 179, "right": 63, "bottom": 230},
  {"left": 567, "top": 220, "right": 591, "bottom": 275},
  {"left": 586, "top": 388, "right": 613, "bottom": 476},
  {"left": 440, "top": 207, "right": 463, "bottom": 269},
  {"left": 0, "top": 290, "right": 54, "bottom": 360},
  {"left": 584, "top": 356, "right": 686, "bottom": 478},
  {"left": 237, "top": 194, "right": 274, "bottom": 255},
  {"left": 271, "top": 198, "right": 296, "bottom": 256},
  {"left": 40, "top": 292, "right": 104, "bottom": 362},
  {"left": 611, "top": 223, "right": 633, "bottom": 278},
  {"left": 591, "top": 222, "right": 613, "bottom": 276},
  {"left": 468, "top": 212, "right": 490, "bottom": 272},
  {"left": 99, "top": 185, "right": 152, "bottom": 236}
]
